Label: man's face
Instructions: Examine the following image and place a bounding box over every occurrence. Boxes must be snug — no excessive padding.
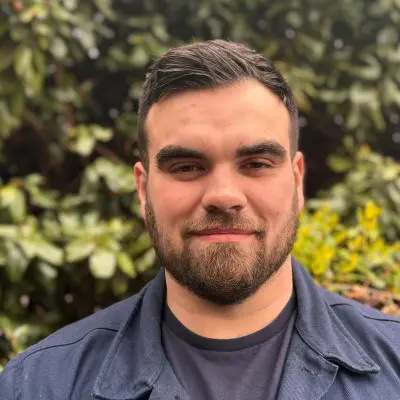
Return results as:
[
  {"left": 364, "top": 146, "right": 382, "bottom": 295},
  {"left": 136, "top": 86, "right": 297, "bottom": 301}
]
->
[{"left": 134, "top": 80, "right": 305, "bottom": 305}]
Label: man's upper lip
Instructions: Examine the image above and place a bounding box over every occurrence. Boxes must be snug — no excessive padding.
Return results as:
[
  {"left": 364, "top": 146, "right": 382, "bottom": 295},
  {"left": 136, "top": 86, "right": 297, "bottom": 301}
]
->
[{"left": 194, "top": 229, "right": 253, "bottom": 235}]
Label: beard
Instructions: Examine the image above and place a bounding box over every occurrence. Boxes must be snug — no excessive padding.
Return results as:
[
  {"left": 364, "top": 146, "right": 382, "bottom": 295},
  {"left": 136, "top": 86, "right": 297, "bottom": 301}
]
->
[{"left": 145, "top": 191, "right": 299, "bottom": 306}]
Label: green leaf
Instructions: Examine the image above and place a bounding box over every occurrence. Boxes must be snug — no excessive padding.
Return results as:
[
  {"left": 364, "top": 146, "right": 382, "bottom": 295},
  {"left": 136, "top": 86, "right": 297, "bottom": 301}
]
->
[
  {"left": 68, "top": 126, "right": 96, "bottom": 156},
  {"left": 89, "top": 249, "right": 116, "bottom": 279},
  {"left": 59, "top": 195, "right": 90, "bottom": 209},
  {"left": 286, "top": 11, "right": 302, "bottom": 28},
  {"left": 92, "top": 126, "right": 113, "bottom": 142},
  {"left": 42, "top": 215, "right": 61, "bottom": 239},
  {"left": 0, "top": 45, "right": 15, "bottom": 72},
  {"left": 65, "top": 239, "right": 96, "bottom": 262},
  {"left": 37, "top": 262, "right": 58, "bottom": 294},
  {"left": 152, "top": 23, "right": 169, "bottom": 41},
  {"left": 34, "top": 22, "right": 52, "bottom": 37},
  {"left": 9, "top": 189, "right": 26, "bottom": 222},
  {"left": 18, "top": 238, "right": 38, "bottom": 259},
  {"left": 75, "top": 134, "right": 96, "bottom": 156},
  {"left": 10, "top": 90, "right": 26, "bottom": 117},
  {"left": 377, "top": 27, "right": 399, "bottom": 45},
  {"left": 355, "top": 55, "right": 381, "bottom": 80},
  {"left": 13, "top": 46, "right": 32, "bottom": 78},
  {"left": 117, "top": 252, "right": 137, "bottom": 278},
  {"left": 104, "top": 166, "right": 135, "bottom": 193},
  {"left": 387, "top": 183, "right": 400, "bottom": 205},
  {"left": 77, "top": 29, "right": 96, "bottom": 51},
  {"left": 5, "top": 240, "right": 29, "bottom": 282},
  {"left": 28, "top": 187, "right": 58, "bottom": 209},
  {"left": 384, "top": 79, "right": 400, "bottom": 107},
  {"left": 50, "top": 37, "right": 68, "bottom": 60},
  {"left": 63, "top": 0, "right": 78, "bottom": 11},
  {"left": 50, "top": 3, "right": 73, "bottom": 21},
  {"left": 83, "top": 211, "right": 100, "bottom": 227},
  {"left": 297, "top": 34, "right": 325, "bottom": 59},
  {"left": 32, "top": 238, "right": 63, "bottom": 266},
  {"left": 33, "top": 50, "right": 45, "bottom": 75},
  {"left": 0, "top": 185, "right": 17, "bottom": 206},
  {"left": 0, "top": 102, "right": 19, "bottom": 135},
  {"left": 19, "top": 5, "right": 48, "bottom": 22},
  {"left": 98, "top": 236, "right": 120, "bottom": 252},
  {"left": 59, "top": 212, "right": 80, "bottom": 233},
  {"left": 94, "top": 0, "right": 117, "bottom": 20},
  {"left": 365, "top": 269, "right": 387, "bottom": 290},
  {"left": 346, "top": 105, "right": 361, "bottom": 130},
  {"left": 129, "top": 233, "right": 152, "bottom": 256},
  {"left": 136, "top": 248, "right": 156, "bottom": 273},
  {"left": 327, "top": 154, "right": 352, "bottom": 173},
  {"left": 38, "top": 262, "right": 58, "bottom": 280},
  {"left": 24, "top": 174, "right": 44, "bottom": 188},
  {"left": 130, "top": 46, "right": 149, "bottom": 67}
]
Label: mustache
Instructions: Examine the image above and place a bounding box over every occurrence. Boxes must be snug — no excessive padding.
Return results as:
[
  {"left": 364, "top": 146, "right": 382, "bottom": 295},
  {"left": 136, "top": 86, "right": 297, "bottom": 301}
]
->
[{"left": 182, "top": 214, "right": 266, "bottom": 237}]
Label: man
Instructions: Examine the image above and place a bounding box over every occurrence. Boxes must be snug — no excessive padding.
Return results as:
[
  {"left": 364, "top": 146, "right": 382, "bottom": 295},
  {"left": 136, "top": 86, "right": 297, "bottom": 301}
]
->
[{"left": 1, "top": 40, "right": 399, "bottom": 400}]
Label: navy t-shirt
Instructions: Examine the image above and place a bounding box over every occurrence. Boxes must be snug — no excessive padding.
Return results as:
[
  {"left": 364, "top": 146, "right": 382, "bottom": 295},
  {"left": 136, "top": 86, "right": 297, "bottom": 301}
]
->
[{"left": 162, "top": 291, "right": 297, "bottom": 400}]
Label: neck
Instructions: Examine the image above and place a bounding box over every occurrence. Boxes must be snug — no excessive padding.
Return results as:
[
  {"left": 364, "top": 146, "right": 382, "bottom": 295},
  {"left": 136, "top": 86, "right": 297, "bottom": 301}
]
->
[{"left": 165, "top": 258, "right": 293, "bottom": 339}]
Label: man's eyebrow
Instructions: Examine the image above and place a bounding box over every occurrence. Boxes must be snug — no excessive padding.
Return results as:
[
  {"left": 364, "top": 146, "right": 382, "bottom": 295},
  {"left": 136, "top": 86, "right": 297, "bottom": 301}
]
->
[
  {"left": 236, "top": 141, "right": 287, "bottom": 160},
  {"left": 156, "top": 145, "right": 206, "bottom": 168}
]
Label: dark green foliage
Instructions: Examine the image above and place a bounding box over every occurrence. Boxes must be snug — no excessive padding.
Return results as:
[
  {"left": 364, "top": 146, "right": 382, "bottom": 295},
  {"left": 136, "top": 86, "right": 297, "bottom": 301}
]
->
[{"left": 310, "top": 140, "right": 400, "bottom": 241}]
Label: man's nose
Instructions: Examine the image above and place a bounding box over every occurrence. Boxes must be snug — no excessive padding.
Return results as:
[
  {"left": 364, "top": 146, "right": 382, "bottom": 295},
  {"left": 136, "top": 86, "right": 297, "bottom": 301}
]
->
[{"left": 201, "top": 172, "right": 247, "bottom": 213}]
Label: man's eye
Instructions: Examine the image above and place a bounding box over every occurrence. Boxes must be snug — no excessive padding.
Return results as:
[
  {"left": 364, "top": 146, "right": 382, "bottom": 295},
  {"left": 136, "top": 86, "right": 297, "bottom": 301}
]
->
[
  {"left": 242, "top": 162, "right": 272, "bottom": 169},
  {"left": 171, "top": 164, "right": 203, "bottom": 173}
]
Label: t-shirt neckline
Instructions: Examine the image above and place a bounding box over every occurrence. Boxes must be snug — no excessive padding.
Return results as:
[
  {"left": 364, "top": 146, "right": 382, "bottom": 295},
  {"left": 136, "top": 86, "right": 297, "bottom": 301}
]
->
[{"left": 163, "top": 288, "right": 297, "bottom": 352}]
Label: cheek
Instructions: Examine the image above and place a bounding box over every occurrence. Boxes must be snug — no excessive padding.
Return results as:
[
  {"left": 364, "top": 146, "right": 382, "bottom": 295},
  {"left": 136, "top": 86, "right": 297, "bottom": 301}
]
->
[
  {"left": 247, "top": 174, "right": 295, "bottom": 219},
  {"left": 151, "top": 179, "right": 199, "bottom": 227}
]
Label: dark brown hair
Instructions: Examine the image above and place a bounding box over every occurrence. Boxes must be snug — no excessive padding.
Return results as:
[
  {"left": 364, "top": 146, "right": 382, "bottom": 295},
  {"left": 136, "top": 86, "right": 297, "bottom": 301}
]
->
[{"left": 138, "top": 40, "right": 299, "bottom": 169}]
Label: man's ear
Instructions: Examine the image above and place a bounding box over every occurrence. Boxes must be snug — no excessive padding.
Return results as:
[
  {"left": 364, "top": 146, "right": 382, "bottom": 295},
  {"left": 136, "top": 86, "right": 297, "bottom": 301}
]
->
[
  {"left": 133, "top": 162, "right": 148, "bottom": 219},
  {"left": 292, "top": 151, "right": 305, "bottom": 212}
]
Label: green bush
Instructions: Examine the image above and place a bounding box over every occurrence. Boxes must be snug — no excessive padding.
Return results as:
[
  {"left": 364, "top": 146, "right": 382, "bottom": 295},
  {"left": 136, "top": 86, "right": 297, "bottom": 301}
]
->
[
  {"left": 294, "top": 202, "right": 400, "bottom": 293},
  {"left": 309, "top": 140, "right": 400, "bottom": 241}
]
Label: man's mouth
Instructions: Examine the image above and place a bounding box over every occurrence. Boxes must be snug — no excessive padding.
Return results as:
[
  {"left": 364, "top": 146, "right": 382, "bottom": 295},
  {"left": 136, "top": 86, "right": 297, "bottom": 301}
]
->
[{"left": 191, "top": 228, "right": 254, "bottom": 243}]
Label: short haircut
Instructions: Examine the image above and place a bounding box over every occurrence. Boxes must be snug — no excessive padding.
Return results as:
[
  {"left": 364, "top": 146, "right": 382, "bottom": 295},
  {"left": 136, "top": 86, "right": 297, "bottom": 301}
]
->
[{"left": 138, "top": 39, "right": 299, "bottom": 170}]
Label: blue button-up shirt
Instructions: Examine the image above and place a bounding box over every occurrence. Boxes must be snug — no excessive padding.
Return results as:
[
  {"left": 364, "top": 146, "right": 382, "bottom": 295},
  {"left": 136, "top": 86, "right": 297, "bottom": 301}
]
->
[{"left": 1, "top": 258, "right": 400, "bottom": 399}]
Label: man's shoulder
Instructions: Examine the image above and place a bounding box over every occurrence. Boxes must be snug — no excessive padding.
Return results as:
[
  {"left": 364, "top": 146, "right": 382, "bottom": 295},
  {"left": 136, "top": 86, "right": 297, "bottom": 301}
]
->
[
  {"left": 321, "top": 286, "right": 400, "bottom": 345},
  {"left": 0, "top": 291, "right": 145, "bottom": 399},
  {"left": 0, "top": 276, "right": 161, "bottom": 399},
  {"left": 322, "top": 286, "right": 400, "bottom": 322},
  {"left": 4, "top": 291, "right": 141, "bottom": 371}
]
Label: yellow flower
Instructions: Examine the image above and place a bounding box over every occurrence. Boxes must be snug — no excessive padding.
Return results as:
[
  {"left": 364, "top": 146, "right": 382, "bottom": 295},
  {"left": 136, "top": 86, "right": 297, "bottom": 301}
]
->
[{"left": 364, "top": 201, "right": 381, "bottom": 220}]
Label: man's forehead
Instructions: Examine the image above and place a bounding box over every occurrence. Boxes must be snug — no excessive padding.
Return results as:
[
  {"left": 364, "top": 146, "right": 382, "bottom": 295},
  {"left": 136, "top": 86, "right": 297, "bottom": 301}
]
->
[
  {"left": 148, "top": 125, "right": 289, "bottom": 158},
  {"left": 145, "top": 81, "right": 291, "bottom": 152},
  {"left": 148, "top": 80, "right": 288, "bottom": 121}
]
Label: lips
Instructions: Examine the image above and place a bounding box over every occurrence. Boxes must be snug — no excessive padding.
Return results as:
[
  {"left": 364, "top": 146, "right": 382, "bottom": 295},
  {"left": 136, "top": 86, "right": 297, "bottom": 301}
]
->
[
  {"left": 194, "top": 229, "right": 254, "bottom": 235},
  {"left": 190, "top": 229, "right": 255, "bottom": 243}
]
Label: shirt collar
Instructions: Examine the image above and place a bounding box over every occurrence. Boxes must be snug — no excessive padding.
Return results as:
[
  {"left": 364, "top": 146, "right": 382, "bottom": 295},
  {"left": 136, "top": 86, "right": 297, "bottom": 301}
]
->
[
  {"left": 92, "top": 270, "right": 170, "bottom": 399},
  {"left": 291, "top": 257, "right": 379, "bottom": 373},
  {"left": 93, "top": 257, "right": 379, "bottom": 400}
]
